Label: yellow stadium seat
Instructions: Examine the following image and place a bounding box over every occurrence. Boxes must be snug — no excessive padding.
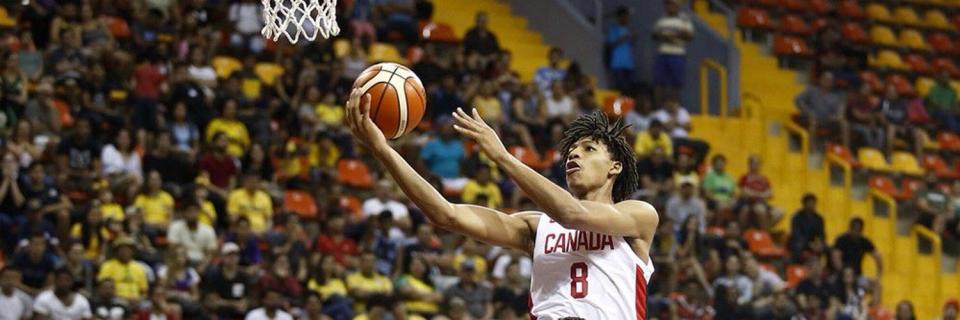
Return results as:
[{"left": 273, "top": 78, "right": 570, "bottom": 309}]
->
[
  {"left": 254, "top": 63, "right": 284, "bottom": 86},
  {"left": 898, "top": 29, "right": 929, "bottom": 50},
  {"left": 858, "top": 148, "right": 891, "bottom": 172},
  {"left": 870, "top": 25, "right": 897, "bottom": 46},
  {"left": 924, "top": 10, "right": 952, "bottom": 29},
  {"left": 893, "top": 7, "right": 920, "bottom": 25},
  {"left": 917, "top": 77, "right": 935, "bottom": 96},
  {"left": 866, "top": 4, "right": 892, "bottom": 21},
  {"left": 873, "top": 50, "right": 907, "bottom": 70},
  {"left": 952, "top": 81, "right": 960, "bottom": 94},
  {"left": 891, "top": 152, "right": 925, "bottom": 175},
  {"left": 369, "top": 43, "right": 404, "bottom": 63},
  {"left": 0, "top": 7, "right": 14, "bottom": 27},
  {"left": 333, "top": 39, "right": 350, "bottom": 58},
  {"left": 211, "top": 56, "right": 242, "bottom": 79}
]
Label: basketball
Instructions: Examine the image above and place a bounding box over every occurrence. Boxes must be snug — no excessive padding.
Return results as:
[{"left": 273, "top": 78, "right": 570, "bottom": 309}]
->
[{"left": 352, "top": 62, "right": 427, "bottom": 139}]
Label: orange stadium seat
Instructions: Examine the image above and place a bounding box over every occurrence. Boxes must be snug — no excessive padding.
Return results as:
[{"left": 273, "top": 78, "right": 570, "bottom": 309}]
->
[
  {"left": 885, "top": 74, "right": 915, "bottom": 95},
  {"left": 737, "top": 7, "right": 775, "bottom": 30},
  {"left": 924, "top": 10, "right": 952, "bottom": 29},
  {"left": 859, "top": 71, "right": 885, "bottom": 93},
  {"left": 934, "top": 58, "right": 960, "bottom": 77},
  {"left": 338, "top": 195, "right": 362, "bottom": 217},
  {"left": 938, "top": 132, "right": 960, "bottom": 151},
  {"left": 901, "top": 179, "right": 923, "bottom": 199},
  {"left": 869, "top": 175, "right": 903, "bottom": 199},
  {"left": 898, "top": 29, "right": 929, "bottom": 50},
  {"left": 419, "top": 22, "right": 458, "bottom": 42},
  {"left": 781, "top": 0, "right": 808, "bottom": 12},
  {"left": 903, "top": 54, "right": 933, "bottom": 74},
  {"left": 773, "top": 35, "right": 812, "bottom": 56},
  {"left": 870, "top": 306, "right": 894, "bottom": 320},
  {"left": 336, "top": 159, "right": 375, "bottom": 189},
  {"left": 891, "top": 152, "right": 924, "bottom": 176},
  {"left": 510, "top": 146, "right": 549, "bottom": 170},
  {"left": 842, "top": 23, "right": 869, "bottom": 43},
  {"left": 893, "top": 7, "right": 921, "bottom": 25},
  {"left": 603, "top": 95, "right": 636, "bottom": 117},
  {"left": 808, "top": 0, "right": 830, "bottom": 14},
  {"left": 928, "top": 33, "right": 956, "bottom": 54},
  {"left": 827, "top": 143, "right": 861, "bottom": 167},
  {"left": 781, "top": 15, "right": 813, "bottom": 35},
  {"left": 866, "top": 3, "right": 893, "bottom": 22},
  {"left": 921, "top": 154, "right": 960, "bottom": 179},
  {"left": 838, "top": 0, "right": 865, "bottom": 19},
  {"left": 743, "top": 229, "right": 787, "bottom": 258},
  {"left": 108, "top": 16, "right": 131, "bottom": 38},
  {"left": 786, "top": 265, "right": 808, "bottom": 288},
  {"left": 870, "top": 25, "right": 897, "bottom": 46},
  {"left": 283, "top": 190, "right": 318, "bottom": 219},
  {"left": 952, "top": 14, "right": 960, "bottom": 30},
  {"left": 812, "top": 18, "right": 829, "bottom": 31}
]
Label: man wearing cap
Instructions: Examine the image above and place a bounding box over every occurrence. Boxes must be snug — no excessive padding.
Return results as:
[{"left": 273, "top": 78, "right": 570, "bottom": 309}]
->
[
  {"left": 666, "top": 178, "right": 707, "bottom": 234},
  {"left": 201, "top": 242, "right": 250, "bottom": 319},
  {"left": 444, "top": 260, "right": 493, "bottom": 319},
  {"left": 96, "top": 237, "right": 149, "bottom": 304}
]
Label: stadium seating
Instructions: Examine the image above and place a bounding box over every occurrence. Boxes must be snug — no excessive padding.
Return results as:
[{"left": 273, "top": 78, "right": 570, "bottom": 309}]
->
[
  {"left": 841, "top": 22, "right": 869, "bottom": 43},
  {"left": 283, "top": 190, "right": 319, "bottom": 219},
  {"left": 934, "top": 58, "right": 960, "bottom": 77},
  {"left": 859, "top": 148, "right": 892, "bottom": 172},
  {"left": 736, "top": 7, "right": 775, "bottom": 30},
  {"left": 898, "top": 29, "right": 929, "bottom": 50},
  {"left": 870, "top": 25, "right": 897, "bottom": 46},
  {"left": 212, "top": 56, "right": 242, "bottom": 79},
  {"left": 866, "top": 3, "right": 893, "bottom": 22},
  {"left": 860, "top": 70, "right": 885, "bottom": 92},
  {"left": 928, "top": 33, "right": 956, "bottom": 54},
  {"left": 921, "top": 154, "right": 960, "bottom": 179},
  {"left": 336, "top": 159, "right": 374, "bottom": 189},
  {"left": 254, "top": 63, "right": 284, "bottom": 86},
  {"left": 938, "top": 132, "right": 960, "bottom": 151},
  {"left": 917, "top": 77, "right": 936, "bottom": 96},
  {"left": 780, "top": 14, "right": 813, "bottom": 36},
  {"left": 772, "top": 35, "right": 812, "bottom": 57},
  {"left": 743, "top": 229, "right": 787, "bottom": 258},
  {"left": 786, "top": 264, "right": 808, "bottom": 288},
  {"left": 904, "top": 54, "right": 933, "bottom": 74},
  {"left": 891, "top": 152, "right": 925, "bottom": 176},
  {"left": 924, "top": 10, "right": 953, "bottom": 29},
  {"left": 885, "top": 74, "right": 915, "bottom": 95},
  {"left": 872, "top": 50, "right": 907, "bottom": 70},
  {"left": 827, "top": 143, "right": 861, "bottom": 167},
  {"left": 838, "top": 0, "right": 866, "bottom": 19},
  {"left": 893, "top": 7, "right": 921, "bottom": 25}
]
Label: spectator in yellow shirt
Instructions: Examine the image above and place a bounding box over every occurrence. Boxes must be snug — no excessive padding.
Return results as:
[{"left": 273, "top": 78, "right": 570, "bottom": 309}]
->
[
  {"left": 461, "top": 165, "right": 502, "bottom": 209},
  {"left": 132, "top": 171, "right": 174, "bottom": 230},
  {"left": 346, "top": 252, "right": 393, "bottom": 311},
  {"left": 97, "top": 237, "right": 149, "bottom": 303},
  {"left": 192, "top": 184, "right": 218, "bottom": 227},
  {"left": 97, "top": 189, "right": 124, "bottom": 222},
  {"left": 634, "top": 120, "right": 673, "bottom": 158},
  {"left": 472, "top": 81, "right": 504, "bottom": 126},
  {"left": 205, "top": 99, "right": 250, "bottom": 158},
  {"left": 315, "top": 92, "right": 344, "bottom": 128},
  {"left": 227, "top": 173, "right": 273, "bottom": 234}
]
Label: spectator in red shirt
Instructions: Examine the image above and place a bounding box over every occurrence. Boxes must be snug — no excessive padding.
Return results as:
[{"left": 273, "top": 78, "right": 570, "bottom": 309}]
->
[
  {"left": 197, "top": 132, "right": 238, "bottom": 200},
  {"left": 314, "top": 215, "right": 359, "bottom": 266},
  {"left": 257, "top": 254, "right": 304, "bottom": 300},
  {"left": 736, "top": 155, "right": 782, "bottom": 230},
  {"left": 132, "top": 52, "right": 167, "bottom": 130}
]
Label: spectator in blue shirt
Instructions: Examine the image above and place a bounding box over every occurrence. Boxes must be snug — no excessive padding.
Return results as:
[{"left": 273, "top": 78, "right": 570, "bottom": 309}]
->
[
  {"left": 534, "top": 48, "right": 566, "bottom": 94},
  {"left": 606, "top": 6, "right": 637, "bottom": 93},
  {"left": 420, "top": 119, "right": 466, "bottom": 181}
]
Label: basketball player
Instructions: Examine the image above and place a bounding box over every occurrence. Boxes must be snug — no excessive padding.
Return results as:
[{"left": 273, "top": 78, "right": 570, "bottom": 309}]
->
[{"left": 345, "top": 90, "right": 658, "bottom": 319}]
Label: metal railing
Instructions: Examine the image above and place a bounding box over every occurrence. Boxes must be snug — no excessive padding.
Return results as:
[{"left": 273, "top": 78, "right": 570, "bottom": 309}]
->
[{"left": 699, "top": 58, "right": 728, "bottom": 116}]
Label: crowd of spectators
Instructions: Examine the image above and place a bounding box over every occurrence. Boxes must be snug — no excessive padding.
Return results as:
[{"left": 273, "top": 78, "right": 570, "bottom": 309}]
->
[{"left": 0, "top": 0, "right": 947, "bottom": 319}]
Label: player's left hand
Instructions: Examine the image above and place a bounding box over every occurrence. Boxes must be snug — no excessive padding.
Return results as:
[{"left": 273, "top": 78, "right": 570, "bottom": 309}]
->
[{"left": 452, "top": 107, "right": 508, "bottom": 160}]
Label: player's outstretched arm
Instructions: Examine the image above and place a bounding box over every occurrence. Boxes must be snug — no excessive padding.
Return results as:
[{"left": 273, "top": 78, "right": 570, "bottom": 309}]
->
[
  {"left": 345, "top": 89, "right": 537, "bottom": 252},
  {"left": 452, "top": 108, "right": 657, "bottom": 239}
]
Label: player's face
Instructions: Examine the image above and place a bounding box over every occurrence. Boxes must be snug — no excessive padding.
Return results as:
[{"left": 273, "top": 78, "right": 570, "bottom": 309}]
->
[{"left": 565, "top": 138, "right": 620, "bottom": 196}]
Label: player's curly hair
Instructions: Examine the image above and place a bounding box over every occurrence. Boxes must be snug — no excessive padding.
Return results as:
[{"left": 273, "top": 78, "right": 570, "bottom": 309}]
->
[{"left": 557, "top": 111, "right": 639, "bottom": 202}]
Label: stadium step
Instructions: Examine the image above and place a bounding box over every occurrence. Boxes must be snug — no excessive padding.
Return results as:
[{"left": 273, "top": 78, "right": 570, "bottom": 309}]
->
[{"left": 432, "top": 0, "right": 551, "bottom": 81}]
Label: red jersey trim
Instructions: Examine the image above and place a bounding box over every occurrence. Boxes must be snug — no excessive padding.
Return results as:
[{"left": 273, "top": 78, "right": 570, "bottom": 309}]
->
[{"left": 636, "top": 265, "right": 647, "bottom": 320}]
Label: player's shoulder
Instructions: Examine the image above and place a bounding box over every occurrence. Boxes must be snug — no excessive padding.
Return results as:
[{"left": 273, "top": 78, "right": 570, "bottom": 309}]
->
[
  {"left": 615, "top": 200, "right": 659, "bottom": 222},
  {"left": 512, "top": 210, "right": 544, "bottom": 222}
]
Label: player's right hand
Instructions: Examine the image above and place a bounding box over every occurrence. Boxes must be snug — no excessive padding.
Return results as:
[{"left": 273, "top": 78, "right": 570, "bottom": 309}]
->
[{"left": 345, "top": 88, "right": 388, "bottom": 151}]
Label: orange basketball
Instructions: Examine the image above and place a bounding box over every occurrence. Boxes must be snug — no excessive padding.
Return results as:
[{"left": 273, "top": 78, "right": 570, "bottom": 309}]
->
[{"left": 352, "top": 62, "right": 427, "bottom": 139}]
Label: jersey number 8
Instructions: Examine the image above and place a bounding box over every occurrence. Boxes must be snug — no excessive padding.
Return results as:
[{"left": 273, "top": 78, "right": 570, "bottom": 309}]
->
[{"left": 570, "top": 262, "right": 588, "bottom": 298}]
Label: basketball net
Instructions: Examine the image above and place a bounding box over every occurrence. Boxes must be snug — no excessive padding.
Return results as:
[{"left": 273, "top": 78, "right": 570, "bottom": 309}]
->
[{"left": 261, "top": 0, "right": 340, "bottom": 43}]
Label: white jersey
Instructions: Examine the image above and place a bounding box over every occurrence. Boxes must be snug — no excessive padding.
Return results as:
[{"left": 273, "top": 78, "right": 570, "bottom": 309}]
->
[{"left": 530, "top": 214, "right": 654, "bottom": 320}]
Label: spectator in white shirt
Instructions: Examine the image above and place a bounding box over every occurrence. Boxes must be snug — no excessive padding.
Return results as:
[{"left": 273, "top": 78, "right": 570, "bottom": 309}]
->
[
  {"left": 0, "top": 267, "right": 33, "bottom": 320},
  {"left": 166, "top": 200, "right": 217, "bottom": 267},
  {"left": 652, "top": 0, "right": 694, "bottom": 101},
  {"left": 625, "top": 93, "right": 656, "bottom": 134},
  {"left": 545, "top": 81, "right": 577, "bottom": 125},
  {"left": 656, "top": 95, "right": 709, "bottom": 164},
  {"left": 362, "top": 179, "right": 410, "bottom": 222},
  {"left": 245, "top": 289, "right": 293, "bottom": 320},
  {"left": 228, "top": 0, "right": 265, "bottom": 53},
  {"left": 33, "top": 269, "right": 92, "bottom": 320},
  {"left": 100, "top": 128, "right": 142, "bottom": 192}
]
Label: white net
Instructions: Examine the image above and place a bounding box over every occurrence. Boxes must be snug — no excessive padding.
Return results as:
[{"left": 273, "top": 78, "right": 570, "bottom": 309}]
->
[{"left": 261, "top": 0, "right": 340, "bottom": 43}]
